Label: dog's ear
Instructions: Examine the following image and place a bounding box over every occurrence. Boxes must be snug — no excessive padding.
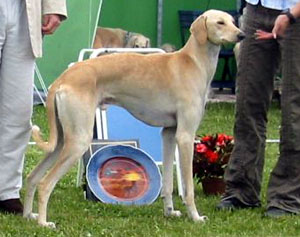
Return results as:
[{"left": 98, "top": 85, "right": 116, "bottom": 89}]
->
[
  {"left": 190, "top": 15, "right": 207, "bottom": 45},
  {"left": 146, "top": 38, "right": 150, "bottom": 47},
  {"left": 128, "top": 36, "right": 138, "bottom": 47},
  {"left": 133, "top": 37, "right": 138, "bottom": 47}
]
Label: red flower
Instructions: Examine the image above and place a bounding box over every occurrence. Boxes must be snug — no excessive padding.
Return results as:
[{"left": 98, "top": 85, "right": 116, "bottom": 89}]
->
[
  {"left": 201, "top": 135, "right": 213, "bottom": 142},
  {"left": 226, "top": 135, "right": 233, "bottom": 141},
  {"left": 205, "top": 150, "right": 219, "bottom": 163},
  {"left": 216, "top": 134, "right": 226, "bottom": 147},
  {"left": 196, "top": 143, "right": 207, "bottom": 153}
]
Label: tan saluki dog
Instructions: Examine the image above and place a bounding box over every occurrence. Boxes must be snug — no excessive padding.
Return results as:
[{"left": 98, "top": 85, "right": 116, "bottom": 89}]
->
[{"left": 24, "top": 10, "right": 244, "bottom": 228}]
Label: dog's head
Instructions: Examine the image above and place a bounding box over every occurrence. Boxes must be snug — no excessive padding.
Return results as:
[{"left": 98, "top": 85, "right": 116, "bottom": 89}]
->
[
  {"left": 160, "top": 43, "right": 177, "bottom": 53},
  {"left": 127, "top": 34, "right": 151, "bottom": 48},
  {"left": 190, "top": 10, "right": 245, "bottom": 45}
]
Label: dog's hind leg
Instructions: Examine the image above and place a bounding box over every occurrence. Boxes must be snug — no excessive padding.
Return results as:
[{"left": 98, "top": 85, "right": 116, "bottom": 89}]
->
[
  {"left": 36, "top": 91, "right": 96, "bottom": 228},
  {"left": 161, "top": 127, "right": 182, "bottom": 218},
  {"left": 24, "top": 100, "right": 64, "bottom": 220},
  {"left": 37, "top": 128, "right": 93, "bottom": 228},
  {"left": 23, "top": 140, "right": 63, "bottom": 220}
]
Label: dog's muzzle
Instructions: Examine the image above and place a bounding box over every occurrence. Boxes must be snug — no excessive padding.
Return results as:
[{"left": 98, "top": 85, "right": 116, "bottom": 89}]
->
[{"left": 237, "top": 32, "right": 246, "bottom": 42}]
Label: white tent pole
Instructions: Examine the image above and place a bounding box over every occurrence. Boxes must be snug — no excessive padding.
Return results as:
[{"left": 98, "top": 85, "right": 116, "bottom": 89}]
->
[
  {"left": 76, "top": 0, "right": 103, "bottom": 187},
  {"left": 33, "top": 83, "right": 46, "bottom": 107},
  {"left": 157, "top": 0, "right": 163, "bottom": 47},
  {"left": 34, "top": 63, "right": 48, "bottom": 96},
  {"left": 90, "top": 0, "right": 103, "bottom": 48}
]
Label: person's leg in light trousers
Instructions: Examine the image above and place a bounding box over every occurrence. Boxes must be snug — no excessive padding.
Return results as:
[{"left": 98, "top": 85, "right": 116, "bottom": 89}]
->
[{"left": 0, "top": 0, "right": 35, "bottom": 204}]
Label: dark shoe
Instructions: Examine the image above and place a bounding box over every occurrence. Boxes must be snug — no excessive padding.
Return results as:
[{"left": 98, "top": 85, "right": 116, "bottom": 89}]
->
[
  {"left": 216, "top": 197, "right": 259, "bottom": 210},
  {"left": 0, "top": 199, "right": 23, "bottom": 215},
  {"left": 264, "top": 207, "right": 295, "bottom": 218}
]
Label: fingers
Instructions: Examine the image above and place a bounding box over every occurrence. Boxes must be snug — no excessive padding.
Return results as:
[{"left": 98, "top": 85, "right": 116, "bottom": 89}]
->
[
  {"left": 42, "top": 15, "right": 61, "bottom": 35},
  {"left": 272, "top": 23, "right": 279, "bottom": 39},
  {"left": 272, "top": 25, "right": 285, "bottom": 39},
  {"left": 254, "top": 30, "right": 274, "bottom": 40}
]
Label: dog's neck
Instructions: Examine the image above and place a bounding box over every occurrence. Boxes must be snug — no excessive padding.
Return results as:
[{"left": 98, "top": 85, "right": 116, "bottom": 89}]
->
[
  {"left": 179, "top": 35, "right": 221, "bottom": 91},
  {"left": 180, "top": 36, "right": 221, "bottom": 78},
  {"left": 124, "top": 31, "right": 132, "bottom": 47},
  {"left": 181, "top": 35, "right": 221, "bottom": 62}
]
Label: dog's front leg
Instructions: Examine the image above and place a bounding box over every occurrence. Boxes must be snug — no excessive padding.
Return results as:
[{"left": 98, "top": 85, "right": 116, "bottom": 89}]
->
[
  {"left": 161, "top": 127, "right": 182, "bottom": 218},
  {"left": 176, "top": 128, "right": 207, "bottom": 222}
]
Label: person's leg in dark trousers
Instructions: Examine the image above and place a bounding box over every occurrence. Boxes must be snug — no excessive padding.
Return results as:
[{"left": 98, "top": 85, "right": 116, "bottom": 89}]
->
[
  {"left": 218, "top": 4, "right": 281, "bottom": 208},
  {"left": 266, "top": 19, "right": 300, "bottom": 215}
]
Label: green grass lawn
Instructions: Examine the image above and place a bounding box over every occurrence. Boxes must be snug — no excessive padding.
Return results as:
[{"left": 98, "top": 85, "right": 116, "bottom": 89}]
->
[{"left": 2, "top": 102, "right": 299, "bottom": 237}]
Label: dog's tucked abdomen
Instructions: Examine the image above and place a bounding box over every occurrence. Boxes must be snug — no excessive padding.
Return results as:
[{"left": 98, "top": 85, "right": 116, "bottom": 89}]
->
[
  {"left": 122, "top": 103, "right": 177, "bottom": 127},
  {"left": 101, "top": 92, "right": 177, "bottom": 127}
]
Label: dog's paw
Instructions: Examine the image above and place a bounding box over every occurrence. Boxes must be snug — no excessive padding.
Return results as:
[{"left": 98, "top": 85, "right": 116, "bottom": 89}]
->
[
  {"left": 24, "top": 213, "right": 39, "bottom": 220},
  {"left": 171, "top": 210, "right": 182, "bottom": 217},
  {"left": 193, "top": 215, "right": 208, "bottom": 223},
  {"left": 32, "top": 125, "right": 40, "bottom": 133},
  {"left": 164, "top": 209, "right": 182, "bottom": 218},
  {"left": 39, "top": 221, "right": 56, "bottom": 229}
]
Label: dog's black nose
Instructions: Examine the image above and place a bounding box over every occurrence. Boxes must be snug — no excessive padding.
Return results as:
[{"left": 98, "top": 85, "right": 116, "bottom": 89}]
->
[{"left": 237, "top": 32, "right": 246, "bottom": 41}]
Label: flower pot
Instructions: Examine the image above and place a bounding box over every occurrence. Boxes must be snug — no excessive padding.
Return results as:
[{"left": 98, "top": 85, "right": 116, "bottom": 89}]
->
[{"left": 201, "top": 177, "right": 225, "bottom": 195}]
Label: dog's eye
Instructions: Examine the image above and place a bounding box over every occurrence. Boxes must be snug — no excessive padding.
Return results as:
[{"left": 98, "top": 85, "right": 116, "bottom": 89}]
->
[{"left": 217, "top": 21, "right": 225, "bottom": 25}]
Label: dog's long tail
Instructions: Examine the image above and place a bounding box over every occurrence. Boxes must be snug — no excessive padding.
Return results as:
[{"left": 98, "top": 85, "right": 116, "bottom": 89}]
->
[{"left": 31, "top": 88, "right": 58, "bottom": 153}]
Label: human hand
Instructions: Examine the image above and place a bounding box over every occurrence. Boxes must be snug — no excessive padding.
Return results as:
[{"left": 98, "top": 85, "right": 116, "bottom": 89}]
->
[
  {"left": 255, "top": 14, "right": 291, "bottom": 40},
  {"left": 42, "top": 14, "right": 61, "bottom": 35},
  {"left": 255, "top": 29, "right": 274, "bottom": 40},
  {"left": 271, "top": 14, "right": 290, "bottom": 39}
]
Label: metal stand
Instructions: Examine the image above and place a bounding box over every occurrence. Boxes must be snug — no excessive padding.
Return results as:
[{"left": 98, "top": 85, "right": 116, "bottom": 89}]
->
[{"left": 33, "top": 64, "right": 48, "bottom": 107}]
